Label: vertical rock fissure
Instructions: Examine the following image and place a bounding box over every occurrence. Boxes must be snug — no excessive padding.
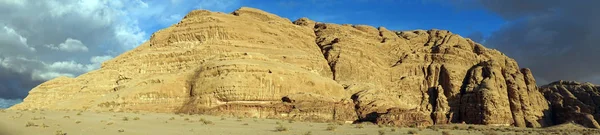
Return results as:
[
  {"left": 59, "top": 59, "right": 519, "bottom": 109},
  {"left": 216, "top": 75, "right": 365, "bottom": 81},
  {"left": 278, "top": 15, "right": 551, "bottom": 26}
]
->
[
  {"left": 501, "top": 69, "right": 521, "bottom": 127},
  {"left": 455, "top": 64, "right": 478, "bottom": 123},
  {"left": 429, "top": 86, "right": 439, "bottom": 124},
  {"left": 424, "top": 63, "right": 437, "bottom": 123},
  {"left": 438, "top": 65, "right": 452, "bottom": 122},
  {"left": 329, "top": 57, "right": 338, "bottom": 81},
  {"left": 377, "top": 27, "right": 387, "bottom": 43},
  {"left": 439, "top": 65, "right": 452, "bottom": 98},
  {"left": 187, "top": 67, "right": 204, "bottom": 97},
  {"left": 314, "top": 24, "right": 339, "bottom": 80},
  {"left": 176, "top": 67, "right": 205, "bottom": 114}
]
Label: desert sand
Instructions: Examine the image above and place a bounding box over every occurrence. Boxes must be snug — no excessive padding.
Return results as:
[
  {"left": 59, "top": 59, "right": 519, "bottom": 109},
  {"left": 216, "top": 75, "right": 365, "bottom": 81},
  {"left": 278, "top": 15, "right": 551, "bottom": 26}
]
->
[{"left": 1, "top": 109, "right": 598, "bottom": 135}]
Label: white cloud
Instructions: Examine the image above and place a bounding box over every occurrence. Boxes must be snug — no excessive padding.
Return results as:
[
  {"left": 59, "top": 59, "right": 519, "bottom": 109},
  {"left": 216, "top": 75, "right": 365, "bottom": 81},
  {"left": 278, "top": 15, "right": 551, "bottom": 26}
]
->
[
  {"left": 45, "top": 38, "right": 89, "bottom": 52},
  {"left": 0, "top": 57, "right": 42, "bottom": 74},
  {"left": 0, "top": 26, "right": 36, "bottom": 55},
  {"left": 91, "top": 55, "right": 114, "bottom": 64},
  {"left": 0, "top": 57, "right": 89, "bottom": 81},
  {"left": 114, "top": 21, "right": 147, "bottom": 50},
  {"left": 27, "top": 58, "right": 112, "bottom": 81},
  {"left": 0, "top": 0, "right": 150, "bottom": 79},
  {"left": 47, "top": 61, "right": 93, "bottom": 73},
  {"left": 32, "top": 70, "right": 75, "bottom": 81},
  {"left": 89, "top": 55, "right": 114, "bottom": 69},
  {"left": 0, "top": 0, "right": 26, "bottom": 7}
]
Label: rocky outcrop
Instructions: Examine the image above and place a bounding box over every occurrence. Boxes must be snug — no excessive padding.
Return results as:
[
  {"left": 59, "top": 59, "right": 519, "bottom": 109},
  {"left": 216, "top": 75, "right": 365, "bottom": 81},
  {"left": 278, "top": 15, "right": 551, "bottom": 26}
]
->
[
  {"left": 9, "top": 7, "right": 561, "bottom": 128},
  {"left": 311, "top": 22, "right": 548, "bottom": 127},
  {"left": 540, "top": 81, "right": 600, "bottom": 128},
  {"left": 11, "top": 7, "right": 353, "bottom": 122}
]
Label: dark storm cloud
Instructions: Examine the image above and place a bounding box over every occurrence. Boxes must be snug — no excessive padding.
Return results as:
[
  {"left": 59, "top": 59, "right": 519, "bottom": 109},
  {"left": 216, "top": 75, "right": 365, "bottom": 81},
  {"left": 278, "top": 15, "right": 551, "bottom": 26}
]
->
[
  {"left": 467, "top": 31, "right": 484, "bottom": 43},
  {"left": 0, "top": 65, "right": 42, "bottom": 99},
  {"left": 460, "top": 0, "right": 600, "bottom": 84},
  {"left": 0, "top": 0, "right": 148, "bottom": 102}
]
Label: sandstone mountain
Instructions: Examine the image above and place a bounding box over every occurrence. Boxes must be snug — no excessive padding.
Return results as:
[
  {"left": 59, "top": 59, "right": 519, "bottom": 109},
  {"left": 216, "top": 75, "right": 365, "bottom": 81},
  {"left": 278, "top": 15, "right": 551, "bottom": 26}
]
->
[
  {"left": 540, "top": 81, "right": 600, "bottom": 128},
  {"left": 8, "top": 7, "right": 597, "bottom": 128}
]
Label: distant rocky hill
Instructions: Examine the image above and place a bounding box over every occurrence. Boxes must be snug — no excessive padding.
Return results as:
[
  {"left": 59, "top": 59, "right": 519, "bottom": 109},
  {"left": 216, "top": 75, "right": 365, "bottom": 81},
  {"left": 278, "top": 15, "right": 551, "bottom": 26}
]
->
[
  {"left": 9, "top": 7, "right": 599, "bottom": 128},
  {"left": 540, "top": 81, "right": 600, "bottom": 128}
]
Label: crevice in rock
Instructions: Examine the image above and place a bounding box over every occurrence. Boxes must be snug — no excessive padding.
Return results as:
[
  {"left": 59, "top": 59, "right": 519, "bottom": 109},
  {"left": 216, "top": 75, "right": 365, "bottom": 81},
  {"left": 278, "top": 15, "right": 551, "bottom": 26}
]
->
[
  {"left": 424, "top": 33, "right": 433, "bottom": 46},
  {"left": 329, "top": 59, "right": 338, "bottom": 80},
  {"left": 439, "top": 35, "right": 448, "bottom": 46},
  {"left": 116, "top": 75, "right": 131, "bottom": 85},
  {"left": 350, "top": 93, "right": 361, "bottom": 120},
  {"left": 377, "top": 27, "right": 387, "bottom": 43},
  {"left": 350, "top": 92, "right": 379, "bottom": 123},
  {"left": 189, "top": 84, "right": 194, "bottom": 97},
  {"left": 176, "top": 67, "right": 205, "bottom": 114},
  {"left": 438, "top": 65, "right": 453, "bottom": 123},
  {"left": 502, "top": 69, "right": 521, "bottom": 127},
  {"left": 428, "top": 87, "right": 439, "bottom": 124},
  {"left": 391, "top": 54, "right": 408, "bottom": 67},
  {"left": 187, "top": 67, "right": 204, "bottom": 97},
  {"left": 439, "top": 65, "right": 452, "bottom": 98},
  {"left": 431, "top": 45, "right": 442, "bottom": 53},
  {"left": 314, "top": 24, "right": 339, "bottom": 80},
  {"left": 454, "top": 64, "right": 480, "bottom": 123}
]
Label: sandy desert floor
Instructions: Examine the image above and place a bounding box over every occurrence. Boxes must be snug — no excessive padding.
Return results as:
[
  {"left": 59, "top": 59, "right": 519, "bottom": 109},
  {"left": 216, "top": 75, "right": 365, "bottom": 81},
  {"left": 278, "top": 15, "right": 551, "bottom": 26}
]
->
[{"left": 1, "top": 109, "right": 599, "bottom": 135}]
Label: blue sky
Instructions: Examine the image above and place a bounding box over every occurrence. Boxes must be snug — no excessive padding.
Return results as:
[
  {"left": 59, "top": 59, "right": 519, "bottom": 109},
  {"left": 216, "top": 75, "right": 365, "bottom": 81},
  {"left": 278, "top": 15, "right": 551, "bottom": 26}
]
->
[{"left": 142, "top": 0, "right": 505, "bottom": 44}]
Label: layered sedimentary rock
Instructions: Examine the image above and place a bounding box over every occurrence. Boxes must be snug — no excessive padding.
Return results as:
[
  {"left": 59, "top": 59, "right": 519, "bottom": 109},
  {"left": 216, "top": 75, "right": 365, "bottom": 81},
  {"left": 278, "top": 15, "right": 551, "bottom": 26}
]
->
[
  {"left": 310, "top": 21, "right": 549, "bottom": 127},
  {"left": 10, "top": 7, "right": 560, "bottom": 127},
  {"left": 11, "top": 8, "right": 354, "bottom": 121},
  {"left": 540, "top": 81, "right": 600, "bottom": 128}
]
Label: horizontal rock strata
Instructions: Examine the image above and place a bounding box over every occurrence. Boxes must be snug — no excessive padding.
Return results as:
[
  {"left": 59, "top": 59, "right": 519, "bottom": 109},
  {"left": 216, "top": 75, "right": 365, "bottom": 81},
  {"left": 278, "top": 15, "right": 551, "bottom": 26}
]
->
[{"left": 10, "top": 7, "right": 597, "bottom": 128}]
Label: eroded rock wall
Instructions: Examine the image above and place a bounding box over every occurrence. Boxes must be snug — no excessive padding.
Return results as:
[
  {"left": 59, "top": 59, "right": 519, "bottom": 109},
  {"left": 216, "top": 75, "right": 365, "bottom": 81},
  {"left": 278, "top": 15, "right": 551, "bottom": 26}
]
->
[
  {"left": 310, "top": 21, "right": 548, "bottom": 127},
  {"left": 11, "top": 7, "right": 353, "bottom": 122},
  {"left": 540, "top": 81, "right": 600, "bottom": 128},
  {"left": 11, "top": 7, "right": 557, "bottom": 127}
]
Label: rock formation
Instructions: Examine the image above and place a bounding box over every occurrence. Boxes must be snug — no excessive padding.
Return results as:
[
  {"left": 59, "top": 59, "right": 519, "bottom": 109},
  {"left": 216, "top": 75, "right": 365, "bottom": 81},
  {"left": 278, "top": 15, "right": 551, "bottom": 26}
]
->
[
  {"left": 8, "top": 7, "right": 594, "bottom": 128},
  {"left": 540, "top": 81, "right": 600, "bottom": 128},
  {"left": 310, "top": 20, "right": 549, "bottom": 127}
]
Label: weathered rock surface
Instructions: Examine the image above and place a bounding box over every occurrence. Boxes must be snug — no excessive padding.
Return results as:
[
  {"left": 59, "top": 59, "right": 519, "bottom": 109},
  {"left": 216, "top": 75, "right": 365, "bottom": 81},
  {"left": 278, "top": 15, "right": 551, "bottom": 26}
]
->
[
  {"left": 540, "top": 81, "right": 600, "bottom": 128},
  {"left": 11, "top": 7, "right": 353, "bottom": 121},
  {"left": 312, "top": 22, "right": 549, "bottom": 127},
  {"left": 8, "top": 7, "right": 587, "bottom": 128}
]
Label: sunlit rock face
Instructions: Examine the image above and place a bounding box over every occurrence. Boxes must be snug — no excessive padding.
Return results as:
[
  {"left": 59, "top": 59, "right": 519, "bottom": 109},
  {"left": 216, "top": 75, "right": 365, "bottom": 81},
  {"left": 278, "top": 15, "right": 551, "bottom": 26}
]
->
[
  {"left": 540, "top": 81, "right": 600, "bottom": 128},
  {"left": 12, "top": 7, "right": 589, "bottom": 128}
]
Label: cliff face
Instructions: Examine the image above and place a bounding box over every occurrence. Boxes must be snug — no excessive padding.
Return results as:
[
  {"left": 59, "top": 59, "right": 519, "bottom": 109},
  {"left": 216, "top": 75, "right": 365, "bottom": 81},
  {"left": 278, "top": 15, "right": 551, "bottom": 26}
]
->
[
  {"left": 309, "top": 20, "right": 548, "bottom": 127},
  {"left": 540, "top": 81, "right": 600, "bottom": 128},
  {"left": 7, "top": 7, "right": 586, "bottom": 128},
  {"left": 11, "top": 8, "right": 356, "bottom": 122}
]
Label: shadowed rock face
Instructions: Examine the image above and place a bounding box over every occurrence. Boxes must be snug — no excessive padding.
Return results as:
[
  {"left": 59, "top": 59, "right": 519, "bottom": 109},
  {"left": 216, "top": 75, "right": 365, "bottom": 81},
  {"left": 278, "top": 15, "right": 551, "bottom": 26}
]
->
[
  {"left": 540, "top": 81, "right": 600, "bottom": 128},
  {"left": 7, "top": 7, "right": 594, "bottom": 128}
]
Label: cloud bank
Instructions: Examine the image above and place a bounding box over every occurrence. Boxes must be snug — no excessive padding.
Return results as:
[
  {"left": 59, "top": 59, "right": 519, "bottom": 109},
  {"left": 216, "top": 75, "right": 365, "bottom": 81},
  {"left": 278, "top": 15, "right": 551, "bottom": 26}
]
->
[{"left": 453, "top": 0, "right": 600, "bottom": 84}]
